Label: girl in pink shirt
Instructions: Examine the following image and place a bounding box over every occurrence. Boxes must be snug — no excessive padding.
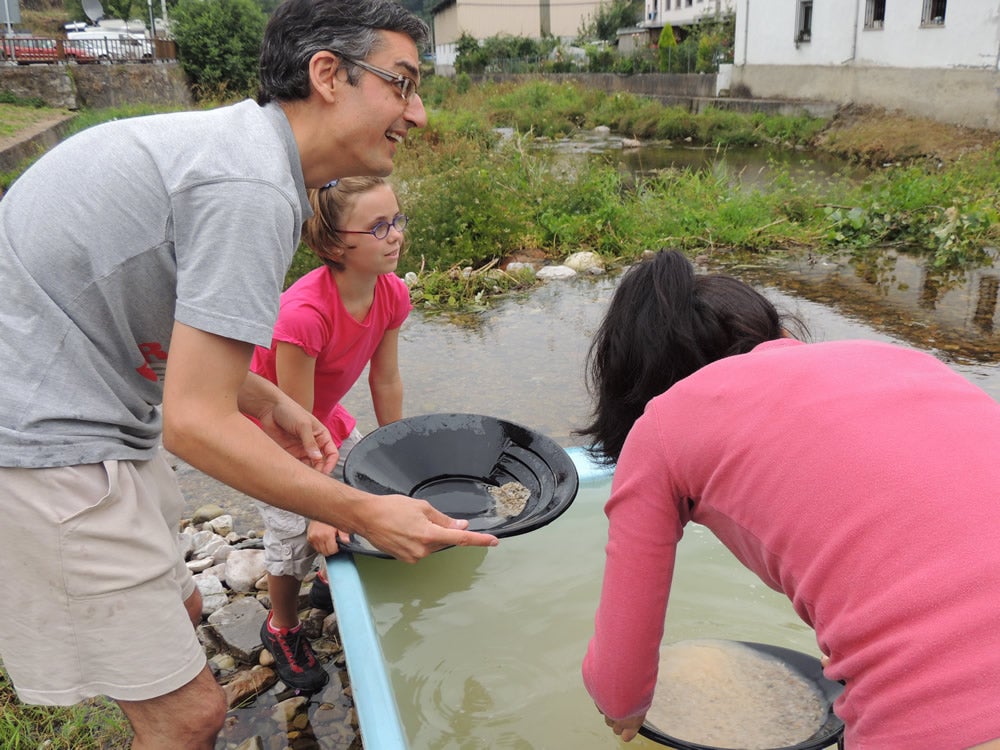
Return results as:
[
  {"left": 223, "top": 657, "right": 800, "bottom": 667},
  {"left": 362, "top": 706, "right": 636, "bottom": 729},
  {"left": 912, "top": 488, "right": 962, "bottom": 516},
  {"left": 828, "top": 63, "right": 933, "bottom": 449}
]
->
[
  {"left": 579, "top": 250, "right": 1000, "bottom": 749},
  {"left": 250, "top": 176, "right": 412, "bottom": 692}
]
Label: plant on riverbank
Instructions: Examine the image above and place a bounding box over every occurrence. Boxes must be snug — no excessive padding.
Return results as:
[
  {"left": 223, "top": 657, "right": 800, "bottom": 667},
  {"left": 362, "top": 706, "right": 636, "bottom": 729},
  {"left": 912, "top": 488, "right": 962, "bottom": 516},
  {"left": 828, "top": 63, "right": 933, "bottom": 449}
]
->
[
  {"left": 420, "top": 78, "right": 827, "bottom": 147},
  {"left": 0, "top": 667, "right": 132, "bottom": 749},
  {"left": 824, "top": 154, "right": 1000, "bottom": 267}
]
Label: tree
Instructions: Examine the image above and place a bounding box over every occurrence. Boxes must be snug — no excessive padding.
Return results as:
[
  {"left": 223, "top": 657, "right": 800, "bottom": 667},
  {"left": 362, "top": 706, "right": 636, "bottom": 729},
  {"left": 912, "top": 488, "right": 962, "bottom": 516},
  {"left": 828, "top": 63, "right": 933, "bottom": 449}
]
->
[
  {"left": 103, "top": 0, "right": 134, "bottom": 22},
  {"left": 171, "top": 0, "right": 266, "bottom": 99},
  {"left": 578, "top": 0, "right": 642, "bottom": 44},
  {"left": 657, "top": 23, "right": 675, "bottom": 72}
]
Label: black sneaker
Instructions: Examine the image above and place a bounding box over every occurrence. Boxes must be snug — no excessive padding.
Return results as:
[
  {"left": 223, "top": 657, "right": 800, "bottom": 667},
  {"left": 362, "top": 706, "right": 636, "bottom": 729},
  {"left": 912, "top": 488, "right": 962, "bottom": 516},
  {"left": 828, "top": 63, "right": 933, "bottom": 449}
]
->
[
  {"left": 308, "top": 575, "right": 333, "bottom": 612},
  {"left": 259, "top": 613, "right": 329, "bottom": 692}
]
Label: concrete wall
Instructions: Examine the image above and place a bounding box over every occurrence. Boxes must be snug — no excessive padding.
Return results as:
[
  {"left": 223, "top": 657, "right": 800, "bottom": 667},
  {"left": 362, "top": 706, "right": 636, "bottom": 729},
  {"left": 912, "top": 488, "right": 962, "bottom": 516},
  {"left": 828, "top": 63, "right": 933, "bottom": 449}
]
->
[
  {"left": 0, "top": 62, "right": 192, "bottom": 110},
  {"left": 731, "top": 64, "right": 1000, "bottom": 131},
  {"left": 471, "top": 72, "right": 838, "bottom": 119}
]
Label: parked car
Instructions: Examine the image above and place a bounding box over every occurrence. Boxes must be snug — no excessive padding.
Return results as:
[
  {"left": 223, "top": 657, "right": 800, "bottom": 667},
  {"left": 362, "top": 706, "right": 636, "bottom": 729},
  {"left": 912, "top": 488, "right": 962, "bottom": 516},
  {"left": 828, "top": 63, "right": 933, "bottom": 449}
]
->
[
  {"left": 66, "top": 29, "right": 153, "bottom": 61},
  {"left": 1, "top": 36, "right": 97, "bottom": 63}
]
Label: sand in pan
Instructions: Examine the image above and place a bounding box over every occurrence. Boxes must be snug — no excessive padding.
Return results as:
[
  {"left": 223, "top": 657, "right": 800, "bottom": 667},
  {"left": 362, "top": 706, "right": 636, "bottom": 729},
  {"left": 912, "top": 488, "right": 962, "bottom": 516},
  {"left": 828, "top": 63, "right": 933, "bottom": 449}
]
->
[
  {"left": 487, "top": 481, "right": 531, "bottom": 518},
  {"left": 645, "top": 639, "right": 827, "bottom": 750}
]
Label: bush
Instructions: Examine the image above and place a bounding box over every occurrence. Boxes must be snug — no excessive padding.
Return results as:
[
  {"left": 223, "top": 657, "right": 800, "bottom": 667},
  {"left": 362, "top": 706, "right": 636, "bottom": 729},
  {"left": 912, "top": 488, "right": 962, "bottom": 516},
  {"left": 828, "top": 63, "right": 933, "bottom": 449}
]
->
[{"left": 171, "top": 0, "right": 266, "bottom": 100}]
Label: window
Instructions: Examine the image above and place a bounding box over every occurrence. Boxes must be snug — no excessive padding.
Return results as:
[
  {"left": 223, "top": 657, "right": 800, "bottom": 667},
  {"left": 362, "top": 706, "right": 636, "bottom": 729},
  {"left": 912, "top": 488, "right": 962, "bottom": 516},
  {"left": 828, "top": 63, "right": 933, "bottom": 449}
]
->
[
  {"left": 796, "top": 0, "right": 813, "bottom": 42},
  {"left": 864, "top": 0, "right": 885, "bottom": 29},
  {"left": 921, "top": 0, "right": 946, "bottom": 25}
]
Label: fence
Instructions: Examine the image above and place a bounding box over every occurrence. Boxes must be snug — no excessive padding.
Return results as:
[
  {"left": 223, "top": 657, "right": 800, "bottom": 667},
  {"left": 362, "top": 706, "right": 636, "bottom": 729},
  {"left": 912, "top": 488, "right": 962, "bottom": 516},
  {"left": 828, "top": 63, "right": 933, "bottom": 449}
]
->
[{"left": 0, "top": 36, "right": 177, "bottom": 64}]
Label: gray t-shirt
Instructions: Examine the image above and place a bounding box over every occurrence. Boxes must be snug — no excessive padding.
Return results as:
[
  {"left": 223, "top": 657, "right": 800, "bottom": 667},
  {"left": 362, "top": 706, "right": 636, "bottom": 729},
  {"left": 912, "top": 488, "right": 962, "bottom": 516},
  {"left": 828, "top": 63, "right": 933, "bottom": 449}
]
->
[{"left": 0, "top": 99, "right": 311, "bottom": 468}]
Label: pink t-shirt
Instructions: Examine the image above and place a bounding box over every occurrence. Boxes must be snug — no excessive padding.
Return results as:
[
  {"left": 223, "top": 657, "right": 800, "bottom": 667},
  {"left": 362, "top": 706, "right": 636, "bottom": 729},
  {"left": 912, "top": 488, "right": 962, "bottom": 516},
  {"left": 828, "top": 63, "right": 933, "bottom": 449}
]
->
[
  {"left": 582, "top": 338, "right": 1000, "bottom": 749},
  {"left": 250, "top": 266, "right": 412, "bottom": 445}
]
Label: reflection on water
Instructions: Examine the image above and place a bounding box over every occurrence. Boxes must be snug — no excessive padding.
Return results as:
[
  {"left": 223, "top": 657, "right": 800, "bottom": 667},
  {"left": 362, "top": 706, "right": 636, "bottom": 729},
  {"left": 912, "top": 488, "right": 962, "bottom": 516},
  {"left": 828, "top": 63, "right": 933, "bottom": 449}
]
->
[
  {"left": 343, "top": 249, "right": 1000, "bottom": 750},
  {"left": 710, "top": 250, "right": 1000, "bottom": 383},
  {"left": 342, "top": 250, "right": 1000, "bottom": 433},
  {"left": 527, "top": 129, "right": 864, "bottom": 193}
]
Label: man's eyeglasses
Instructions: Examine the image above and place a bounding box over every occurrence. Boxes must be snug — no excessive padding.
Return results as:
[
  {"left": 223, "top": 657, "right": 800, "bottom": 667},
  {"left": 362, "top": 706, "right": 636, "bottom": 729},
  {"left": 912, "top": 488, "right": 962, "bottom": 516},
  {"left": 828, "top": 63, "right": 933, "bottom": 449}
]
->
[
  {"left": 334, "top": 53, "right": 419, "bottom": 102},
  {"left": 336, "top": 214, "right": 408, "bottom": 240}
]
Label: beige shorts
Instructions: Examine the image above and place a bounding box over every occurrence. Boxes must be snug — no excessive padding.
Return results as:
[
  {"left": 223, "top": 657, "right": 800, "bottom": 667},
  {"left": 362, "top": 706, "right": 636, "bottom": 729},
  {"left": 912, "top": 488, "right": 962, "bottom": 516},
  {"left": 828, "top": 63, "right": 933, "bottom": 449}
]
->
[
  {"left": 258, "top": 428, "right": 361, "bottom": 578},
  {"left": 0, "top": 453, "right": 205, "bottom": 705}
]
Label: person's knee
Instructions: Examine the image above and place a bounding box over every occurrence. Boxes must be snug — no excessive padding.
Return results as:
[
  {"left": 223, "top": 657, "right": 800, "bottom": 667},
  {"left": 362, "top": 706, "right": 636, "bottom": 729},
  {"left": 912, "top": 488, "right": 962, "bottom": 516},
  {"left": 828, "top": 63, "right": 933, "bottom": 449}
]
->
[
  {"left": 120, "top": 669, "right": 227, "bottom": 749},
  {"left": 195, "top": 681, "right": 228, "bottom": 737}
]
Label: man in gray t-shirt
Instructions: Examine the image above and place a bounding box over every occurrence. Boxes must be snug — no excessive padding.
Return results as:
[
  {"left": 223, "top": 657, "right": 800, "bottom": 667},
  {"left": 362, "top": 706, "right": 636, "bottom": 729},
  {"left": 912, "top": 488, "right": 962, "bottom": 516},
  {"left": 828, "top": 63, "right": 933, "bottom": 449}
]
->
[{"left": 0, "top": 0, "right": 497, "bottom": 745}]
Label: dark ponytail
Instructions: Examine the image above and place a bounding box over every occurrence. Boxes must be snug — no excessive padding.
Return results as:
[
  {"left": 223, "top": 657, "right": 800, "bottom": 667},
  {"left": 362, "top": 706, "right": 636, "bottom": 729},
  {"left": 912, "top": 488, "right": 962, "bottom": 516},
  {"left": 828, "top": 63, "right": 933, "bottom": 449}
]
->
[{"left": 578, "top": 250, "right": 787, "bottom": 464}]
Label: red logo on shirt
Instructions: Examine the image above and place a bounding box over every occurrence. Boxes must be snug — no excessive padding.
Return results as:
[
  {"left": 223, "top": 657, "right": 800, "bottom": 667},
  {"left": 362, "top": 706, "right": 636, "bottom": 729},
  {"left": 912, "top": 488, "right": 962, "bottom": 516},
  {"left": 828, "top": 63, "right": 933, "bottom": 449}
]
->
[{"left": 136, "top": 342, "right": 168, "bottom": 382}]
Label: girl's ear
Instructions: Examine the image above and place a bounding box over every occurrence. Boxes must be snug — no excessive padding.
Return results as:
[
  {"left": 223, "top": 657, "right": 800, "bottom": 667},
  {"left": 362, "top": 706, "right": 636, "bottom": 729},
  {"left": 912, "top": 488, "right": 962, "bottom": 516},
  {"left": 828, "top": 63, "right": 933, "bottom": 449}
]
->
[{"left": 308, "top": 50, "right": 341, "bottom": 104}]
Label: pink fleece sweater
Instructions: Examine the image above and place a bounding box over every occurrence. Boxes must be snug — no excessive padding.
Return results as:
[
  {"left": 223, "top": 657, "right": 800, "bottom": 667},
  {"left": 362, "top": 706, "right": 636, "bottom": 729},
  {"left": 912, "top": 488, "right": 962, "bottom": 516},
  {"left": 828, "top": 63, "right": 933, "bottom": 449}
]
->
[{"left": 582, "top": 339, "right": 1000, "bottom": 749}]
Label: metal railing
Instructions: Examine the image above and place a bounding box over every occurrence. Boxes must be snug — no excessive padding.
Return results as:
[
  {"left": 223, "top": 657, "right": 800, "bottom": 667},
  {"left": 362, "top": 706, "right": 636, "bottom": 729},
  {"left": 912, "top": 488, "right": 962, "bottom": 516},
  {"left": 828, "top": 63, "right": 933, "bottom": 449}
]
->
[{"left": 0, "top": 36, "right": 176, "bottom": 64}]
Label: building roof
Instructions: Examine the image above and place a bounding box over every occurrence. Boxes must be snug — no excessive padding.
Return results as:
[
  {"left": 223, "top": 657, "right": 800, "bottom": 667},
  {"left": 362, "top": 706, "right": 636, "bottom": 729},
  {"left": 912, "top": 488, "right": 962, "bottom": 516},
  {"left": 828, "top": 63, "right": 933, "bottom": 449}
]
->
[{"left": 430, "top": 0, "right": 456, "bottom": 15}]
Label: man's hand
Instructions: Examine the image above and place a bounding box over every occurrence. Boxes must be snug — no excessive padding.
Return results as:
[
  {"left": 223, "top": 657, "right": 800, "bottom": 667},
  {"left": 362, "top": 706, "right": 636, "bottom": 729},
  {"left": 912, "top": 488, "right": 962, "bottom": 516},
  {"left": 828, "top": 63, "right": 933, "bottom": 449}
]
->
[
  {"left": 307, "top": 520, "right": 351, "bottom": 556},
  {"left": 255, "top": 389, "right": 339, "bottom": 473},
  {"left": 357, "top": 493, "right": 499, "bottom": 563}
]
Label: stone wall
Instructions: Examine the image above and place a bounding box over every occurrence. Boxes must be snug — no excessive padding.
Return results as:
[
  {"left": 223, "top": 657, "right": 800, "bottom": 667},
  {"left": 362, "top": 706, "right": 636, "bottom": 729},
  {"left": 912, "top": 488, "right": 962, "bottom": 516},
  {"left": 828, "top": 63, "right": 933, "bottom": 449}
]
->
[{"left": 0, "top": 62, "right": 193, "bottom": 110}]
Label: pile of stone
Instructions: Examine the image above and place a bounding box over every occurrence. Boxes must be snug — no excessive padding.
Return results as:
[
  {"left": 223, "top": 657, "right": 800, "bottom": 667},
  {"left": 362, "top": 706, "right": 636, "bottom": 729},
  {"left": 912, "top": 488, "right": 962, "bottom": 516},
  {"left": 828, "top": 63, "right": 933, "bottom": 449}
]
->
[{"left": 180, "top": 503, "right": 360, "bottom": 750}]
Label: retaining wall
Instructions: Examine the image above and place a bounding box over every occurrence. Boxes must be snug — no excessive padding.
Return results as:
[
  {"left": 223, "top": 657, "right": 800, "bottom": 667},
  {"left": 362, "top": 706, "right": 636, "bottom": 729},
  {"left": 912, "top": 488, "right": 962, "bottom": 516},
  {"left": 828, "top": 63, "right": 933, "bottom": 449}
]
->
[{"left": 0, "top": 62, "right": 192, "bottom": 110}]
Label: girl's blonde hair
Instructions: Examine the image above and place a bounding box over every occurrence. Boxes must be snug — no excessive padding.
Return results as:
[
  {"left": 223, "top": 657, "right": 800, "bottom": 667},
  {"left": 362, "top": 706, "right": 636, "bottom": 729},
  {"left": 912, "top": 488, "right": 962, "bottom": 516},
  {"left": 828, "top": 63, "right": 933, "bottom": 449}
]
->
[{"left": 303, "top": 176, "right": 405, "bottom": 272}]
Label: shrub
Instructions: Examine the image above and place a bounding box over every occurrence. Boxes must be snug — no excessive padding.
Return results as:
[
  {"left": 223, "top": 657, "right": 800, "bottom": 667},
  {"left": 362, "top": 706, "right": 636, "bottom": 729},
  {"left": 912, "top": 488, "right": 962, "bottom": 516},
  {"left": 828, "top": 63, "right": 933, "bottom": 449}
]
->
[{"left": 171, "top": 0, "right": 266, "bottom": 100}]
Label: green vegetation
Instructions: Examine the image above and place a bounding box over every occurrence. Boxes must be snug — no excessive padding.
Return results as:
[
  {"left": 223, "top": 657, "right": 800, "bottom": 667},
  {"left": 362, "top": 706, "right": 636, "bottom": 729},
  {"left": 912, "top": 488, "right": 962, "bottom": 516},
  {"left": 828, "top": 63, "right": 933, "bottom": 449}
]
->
[
  {"left": 170, "top": 0, "right": 267, "bottom": 100},
  {"left": 0, "top": 668, "right": 131, "bottom": 749},
  {"left": 455, "top": 14, "right": 733, "bottom": 76},
  {"left": 385, "top": 79, "right": 1000, "bottom": 311},
  {"left": 2, "top": 81, "right": 997, "bottom": 314},
  {"left": 0, "top": 101, "right": 59, "bottom": 141}
]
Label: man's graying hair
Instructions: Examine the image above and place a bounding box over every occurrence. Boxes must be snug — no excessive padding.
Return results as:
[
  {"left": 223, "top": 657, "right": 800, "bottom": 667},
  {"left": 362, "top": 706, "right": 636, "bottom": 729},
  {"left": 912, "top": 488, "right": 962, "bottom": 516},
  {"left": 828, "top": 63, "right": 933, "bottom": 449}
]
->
[{"left": 257, "top": 0, "right": 429, "bottom": 105}]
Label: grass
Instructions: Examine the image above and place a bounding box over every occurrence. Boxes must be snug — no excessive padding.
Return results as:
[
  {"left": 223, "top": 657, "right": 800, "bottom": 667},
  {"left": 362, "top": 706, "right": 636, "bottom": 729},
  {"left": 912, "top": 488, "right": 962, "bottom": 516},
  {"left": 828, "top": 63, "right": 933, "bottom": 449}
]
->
[
  {"left": 0, "top": 102, "right": 68, "bottom": 142},
  {"left": 0, "top": 667, "right": 132, "bottom": 749}
]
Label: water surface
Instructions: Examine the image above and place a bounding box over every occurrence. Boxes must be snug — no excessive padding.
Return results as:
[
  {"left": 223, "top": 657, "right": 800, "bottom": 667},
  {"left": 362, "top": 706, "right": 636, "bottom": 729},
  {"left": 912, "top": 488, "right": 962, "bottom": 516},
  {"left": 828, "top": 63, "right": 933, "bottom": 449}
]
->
[{"left": 342, "top": 250, "right": 999, "bottom": 749}]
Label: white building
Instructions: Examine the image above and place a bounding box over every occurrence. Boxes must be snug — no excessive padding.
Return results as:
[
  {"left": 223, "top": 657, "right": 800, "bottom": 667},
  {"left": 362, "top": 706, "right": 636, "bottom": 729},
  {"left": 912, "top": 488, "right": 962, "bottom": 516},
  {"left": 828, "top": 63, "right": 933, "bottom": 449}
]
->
[
  {"left": 730, "top": 0, "right": 1000, "bottom": 130},
  {"left": 643, "top": 0, "right": 734, "bottom": 29},
  {"left": 431, "top": 0, "right": 596, "bottom": 69},
  {"left": 616, "top": 0, "right": 733, "bottom": 51}
]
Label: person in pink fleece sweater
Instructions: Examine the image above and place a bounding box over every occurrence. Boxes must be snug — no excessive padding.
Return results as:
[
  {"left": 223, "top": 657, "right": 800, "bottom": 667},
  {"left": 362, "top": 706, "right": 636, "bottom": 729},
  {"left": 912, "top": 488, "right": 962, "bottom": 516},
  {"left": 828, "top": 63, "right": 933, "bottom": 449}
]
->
[{"left": 579, "top": 250, "right": 1000, "bottom": 750}]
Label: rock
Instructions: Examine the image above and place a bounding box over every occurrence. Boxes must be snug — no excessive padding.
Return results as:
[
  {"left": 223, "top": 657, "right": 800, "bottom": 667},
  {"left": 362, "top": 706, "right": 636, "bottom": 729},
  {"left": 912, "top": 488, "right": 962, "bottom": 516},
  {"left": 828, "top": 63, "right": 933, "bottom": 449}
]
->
[
  {"left": 505, "top": 261, "right": 537, "bottom": 275},
  {"left": 209, "top": 652, "right": 238, "bottom": 677},
  {"left": 622, "top": 137, "right": 641, "bottom": 148},
  {"left": 191, "top": 503, "right": 226, "bottom": 524},
  {"left": 537, "top": 265, "right": 577, "bottom": 280},
  {"left": 208, "top": 514, "right": 233, "bottom": 537},
  {"left": 222, "top": 666, "right": 278, "bottom": 709},
  {"left": 233, "top": 736, "right": 264, "bottom": 750},
  {"left": 192, "top": 532, "right": 229, "bottom": 562},
  {"left": 226, "top": 549, "right": 267, "bottom": 593},
  {"left": 176, "top": 529, "right": 195, "bottom": 560},
  {"left": 563, "top": 250, "right": 605, "bottom": 275},
  {"left": 193, "top": 573, "right": 229, "bottom": 616},
  {"left": 321, "top": 612, "right": 339, "bottom": 640},
  {"left": 272, "top": 695, "right": 309, "bottom": 725},
  {"left": 186, "top": 557, "right": 215, "bottom": 573},
  {"left": 206, "top": 596, "right": 268, "bottom": 663}
]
